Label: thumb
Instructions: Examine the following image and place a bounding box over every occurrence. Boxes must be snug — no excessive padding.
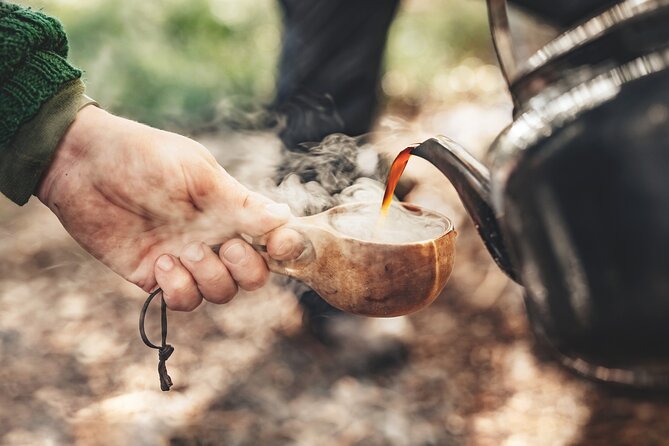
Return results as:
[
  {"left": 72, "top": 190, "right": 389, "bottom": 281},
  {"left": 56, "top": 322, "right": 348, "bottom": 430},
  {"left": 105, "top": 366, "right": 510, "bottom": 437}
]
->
[
  {"left": 234, "top": 191, "right": 294, "bottom": 237},
  {"left": 190, "top": 163, "right": 293, "bottom": 236}
]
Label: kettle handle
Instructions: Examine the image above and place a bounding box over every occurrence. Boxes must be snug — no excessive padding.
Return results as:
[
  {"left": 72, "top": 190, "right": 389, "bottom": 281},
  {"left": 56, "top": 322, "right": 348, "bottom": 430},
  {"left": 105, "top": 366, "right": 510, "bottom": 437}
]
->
[{"left": 487, "top": 0, "right": 516, "bottom": 85}]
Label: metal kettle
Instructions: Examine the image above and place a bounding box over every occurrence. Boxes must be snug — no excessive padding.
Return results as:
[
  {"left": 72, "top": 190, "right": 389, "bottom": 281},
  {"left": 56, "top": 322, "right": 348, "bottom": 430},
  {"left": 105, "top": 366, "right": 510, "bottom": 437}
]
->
[{"left": 412, "top": 0, "right": 669, "bottom": 388}]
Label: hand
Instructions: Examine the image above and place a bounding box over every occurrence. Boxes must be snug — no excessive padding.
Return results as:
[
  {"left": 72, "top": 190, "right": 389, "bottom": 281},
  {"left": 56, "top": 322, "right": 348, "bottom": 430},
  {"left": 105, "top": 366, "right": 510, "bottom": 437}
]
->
[{"left": 38, "top": 106, "right": 304, "bottom": 311}]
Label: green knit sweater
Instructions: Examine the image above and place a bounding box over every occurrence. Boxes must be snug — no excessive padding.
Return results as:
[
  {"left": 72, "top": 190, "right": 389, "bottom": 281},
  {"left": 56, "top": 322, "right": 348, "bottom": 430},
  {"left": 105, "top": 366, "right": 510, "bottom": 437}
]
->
[{"left": 0, "top": 2, "right": 92, "bottom": 205}]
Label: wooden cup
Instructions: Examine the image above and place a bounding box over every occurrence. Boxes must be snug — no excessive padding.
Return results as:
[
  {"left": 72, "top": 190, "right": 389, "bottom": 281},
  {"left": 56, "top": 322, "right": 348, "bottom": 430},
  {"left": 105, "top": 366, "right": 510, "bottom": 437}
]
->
[{"left": 254, "top": 202, "right": 456, "bottom": 317}]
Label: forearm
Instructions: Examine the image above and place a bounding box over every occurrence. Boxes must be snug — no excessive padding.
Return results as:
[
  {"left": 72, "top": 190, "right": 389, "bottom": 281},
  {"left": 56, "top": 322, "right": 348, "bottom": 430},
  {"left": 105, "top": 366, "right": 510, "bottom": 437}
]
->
[{"left": 0, "top": 2, "right": 89, "bottom": 204}]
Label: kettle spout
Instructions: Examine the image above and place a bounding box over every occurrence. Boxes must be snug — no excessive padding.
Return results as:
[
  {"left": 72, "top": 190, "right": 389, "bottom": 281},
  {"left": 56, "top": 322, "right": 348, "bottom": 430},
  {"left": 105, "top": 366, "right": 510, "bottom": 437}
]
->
[{"left": 412, "top": 136, "right": 520, "bottom": 283}]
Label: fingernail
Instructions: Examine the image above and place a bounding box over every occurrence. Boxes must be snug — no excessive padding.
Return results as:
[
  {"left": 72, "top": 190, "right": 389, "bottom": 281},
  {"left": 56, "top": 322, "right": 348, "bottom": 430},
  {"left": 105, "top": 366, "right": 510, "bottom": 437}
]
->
[
  {"left": 223, "top": 243, "right": 246, "bottom": 264},
  {"left": 157, "top": 255, "right": 174, "bottom": 271},
  {"left": 183, "top": 243, "right": 204, "bottom": 262},
  {"left": 265, "top": 203, "right": 291, "bottom": 219},
  {"left": 274, "top": 240, "right": 292, "bottom": 257}
]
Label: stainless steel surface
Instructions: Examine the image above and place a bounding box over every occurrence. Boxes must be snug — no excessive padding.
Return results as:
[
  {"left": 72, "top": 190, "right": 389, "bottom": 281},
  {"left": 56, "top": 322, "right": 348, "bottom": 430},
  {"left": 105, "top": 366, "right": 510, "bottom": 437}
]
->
[
  {"left": 517, "top": 0, "right": 669, "bottom": 80},
  {"left": 487, "top": 0, "right": 517, "bottom": 85},
  {"left": 426, "top": 2, "right": 669, "bottom": 387},
  {"left": 489, "top": 47, "right": 669, "bottom": 209}
]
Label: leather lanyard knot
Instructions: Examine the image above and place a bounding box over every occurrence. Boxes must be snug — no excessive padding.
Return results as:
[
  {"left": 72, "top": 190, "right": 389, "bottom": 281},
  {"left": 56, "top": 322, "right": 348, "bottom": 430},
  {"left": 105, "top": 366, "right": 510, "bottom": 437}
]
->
[{"left": 139, "top": 288, "right": 174, "bottom": 391}]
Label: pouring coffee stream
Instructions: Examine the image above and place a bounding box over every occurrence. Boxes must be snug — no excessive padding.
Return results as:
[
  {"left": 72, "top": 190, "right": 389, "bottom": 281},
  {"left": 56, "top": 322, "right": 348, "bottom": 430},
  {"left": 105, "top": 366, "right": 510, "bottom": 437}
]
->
[
  {"left": 377, "top": 137, "right": 519, "bottom": 283},
  {"left": 380, "top": 145, "right": 417, "bottom": 215},
  {"left": 373, "top": 144, "right": 418, "bottom": 235}
]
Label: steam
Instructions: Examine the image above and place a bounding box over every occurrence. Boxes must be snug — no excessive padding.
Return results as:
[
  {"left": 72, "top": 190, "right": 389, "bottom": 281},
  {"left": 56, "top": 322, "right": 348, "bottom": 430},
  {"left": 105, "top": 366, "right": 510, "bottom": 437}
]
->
[
  {"left": 330, "top": 203, "right": 448, "bottom": 244},
  {"left": 250, "top": 131, "right": 449, "bottom": 245},
  {"left": 260, "top": 133, "right": 390, "bottom": 217},
  {"left": 202, "top": 114, "right": 446, "bottom": 243}
]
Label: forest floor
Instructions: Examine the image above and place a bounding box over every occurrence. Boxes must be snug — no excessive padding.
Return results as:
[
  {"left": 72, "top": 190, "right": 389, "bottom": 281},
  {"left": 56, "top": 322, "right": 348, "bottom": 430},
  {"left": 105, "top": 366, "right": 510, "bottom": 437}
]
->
[{"left": 1, "top": 99, "right": 669, "bottom": 446}]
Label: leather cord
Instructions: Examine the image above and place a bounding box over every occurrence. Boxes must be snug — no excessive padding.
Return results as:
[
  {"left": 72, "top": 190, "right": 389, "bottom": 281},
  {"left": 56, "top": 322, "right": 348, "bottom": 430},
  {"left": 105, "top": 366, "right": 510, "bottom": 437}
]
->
[{"left": 139, "top": 288, "right": 174, "bottom": 391}]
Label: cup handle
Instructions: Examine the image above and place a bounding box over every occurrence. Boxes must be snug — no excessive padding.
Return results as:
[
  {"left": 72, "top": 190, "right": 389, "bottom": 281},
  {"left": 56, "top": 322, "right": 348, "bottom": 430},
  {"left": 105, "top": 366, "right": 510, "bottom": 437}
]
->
[{"left": 246, "top": 223, "right": 318, "bottom": 279}]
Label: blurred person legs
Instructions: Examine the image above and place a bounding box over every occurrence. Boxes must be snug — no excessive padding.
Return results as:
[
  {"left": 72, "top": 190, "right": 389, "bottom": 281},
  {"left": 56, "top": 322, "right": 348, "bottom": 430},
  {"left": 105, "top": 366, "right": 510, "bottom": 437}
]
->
[
  {"left": 273, "top": 0, "right": 400, "bottom": 151},
  {"left": 272, "top": 0, "right": 410, "bottom": 362}
]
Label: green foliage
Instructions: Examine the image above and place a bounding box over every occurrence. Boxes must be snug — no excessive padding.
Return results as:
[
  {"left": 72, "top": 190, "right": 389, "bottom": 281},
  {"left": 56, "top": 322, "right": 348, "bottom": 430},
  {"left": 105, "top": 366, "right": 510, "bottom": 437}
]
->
[
  {"left": 16, "top": 0, "right": 491, "bottom": 128},
  {"left": 385, "top": 0, "right": 493, "bottom": 103},
  {"left": 19, "top": 0, "right": 281, "bottom": 129}
]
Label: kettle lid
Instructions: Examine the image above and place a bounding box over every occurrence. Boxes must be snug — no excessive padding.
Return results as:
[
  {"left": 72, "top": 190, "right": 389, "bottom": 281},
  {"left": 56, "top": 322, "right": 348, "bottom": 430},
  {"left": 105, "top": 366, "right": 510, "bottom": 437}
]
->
[
  {"left": 489, "top": 0, "right": 669, "bottom": 108},
  {"left": 489, "top": 0, "right": 622, "bottom": 86}
]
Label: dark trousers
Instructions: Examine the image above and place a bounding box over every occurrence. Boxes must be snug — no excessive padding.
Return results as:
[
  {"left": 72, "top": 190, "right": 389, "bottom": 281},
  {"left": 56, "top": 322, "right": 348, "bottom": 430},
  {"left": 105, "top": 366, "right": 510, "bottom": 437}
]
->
[
  {"left": 272, "top": 0, "right": 619, "bottom": 151},
  {"left": 273, "top": 0, "right": 400, "bottom": 150}
]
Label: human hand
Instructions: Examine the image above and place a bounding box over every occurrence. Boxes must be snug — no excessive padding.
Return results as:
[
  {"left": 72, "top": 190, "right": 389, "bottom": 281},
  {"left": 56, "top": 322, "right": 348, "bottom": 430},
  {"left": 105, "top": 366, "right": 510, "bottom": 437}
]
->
[{"left": 38, "top": 106, "right": 304, "bottom": 310}]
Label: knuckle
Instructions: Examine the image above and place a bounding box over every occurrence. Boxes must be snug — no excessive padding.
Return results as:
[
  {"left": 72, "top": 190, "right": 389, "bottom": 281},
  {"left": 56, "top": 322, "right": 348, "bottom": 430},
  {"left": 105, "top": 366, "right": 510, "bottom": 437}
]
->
[
  {"left": 182, "top": 299, "right": 202, "bottom": 312},
  {"left": 165, "top": 294, "right": 199, "bottom": 312},
  {"left": 240, "top": 191, "right": 252, "bottom": 209},
  {"left": 241, "top": 191, "right": 268, "bottom": 211},
  {"left": 241, "top": 270, "right": 268, "bottom": 291},
  {"left": 258, "top": 214, "right": 277, "bottom": 231},
  {"left": 191, "top": 170, "right": 218, "bottom": 199},
  {"left": 198, "top": 267, "right": 225, "bottom": 283},
  {"left": 205, "top": 285, "right": 238, "bottom": 304},
  {"left": 167, "top": 285, "right": 200, "bottom": 309},
  {"left": 172, "top": 277, "right": 195, "bottom": 296}
]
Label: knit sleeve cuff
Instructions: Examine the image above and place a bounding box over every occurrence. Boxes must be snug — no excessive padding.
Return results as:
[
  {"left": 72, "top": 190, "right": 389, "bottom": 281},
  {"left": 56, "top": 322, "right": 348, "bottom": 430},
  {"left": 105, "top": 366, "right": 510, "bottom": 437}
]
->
[{"left": 0, "top": 78, "right": 96, "bottom": 205}]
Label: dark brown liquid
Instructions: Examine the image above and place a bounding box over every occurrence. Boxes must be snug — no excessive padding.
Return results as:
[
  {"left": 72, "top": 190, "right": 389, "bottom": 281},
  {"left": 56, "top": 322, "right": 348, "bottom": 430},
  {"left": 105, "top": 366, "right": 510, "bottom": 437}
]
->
[{"left": 380, "top": 145, "right": 416, "bottom": 215}]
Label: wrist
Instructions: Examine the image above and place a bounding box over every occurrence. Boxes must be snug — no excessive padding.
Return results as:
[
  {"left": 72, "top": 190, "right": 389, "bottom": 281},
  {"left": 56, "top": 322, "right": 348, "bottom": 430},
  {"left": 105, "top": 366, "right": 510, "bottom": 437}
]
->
[{"left": 37, "top": 104, "right": 105, "bottom": 205}]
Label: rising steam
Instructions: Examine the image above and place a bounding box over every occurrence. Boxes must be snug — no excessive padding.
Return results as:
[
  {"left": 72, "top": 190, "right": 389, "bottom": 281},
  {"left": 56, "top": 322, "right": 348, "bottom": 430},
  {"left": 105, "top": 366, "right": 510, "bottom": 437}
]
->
[{"left": 267, "top": 133, "right": 389, "bottom": 217}]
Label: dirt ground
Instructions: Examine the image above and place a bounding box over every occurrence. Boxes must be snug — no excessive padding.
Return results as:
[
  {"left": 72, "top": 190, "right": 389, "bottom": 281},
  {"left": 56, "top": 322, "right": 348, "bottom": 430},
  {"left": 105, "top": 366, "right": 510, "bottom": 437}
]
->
[{"left": 2, "top": 102, "right": 669, "bottom": 446}]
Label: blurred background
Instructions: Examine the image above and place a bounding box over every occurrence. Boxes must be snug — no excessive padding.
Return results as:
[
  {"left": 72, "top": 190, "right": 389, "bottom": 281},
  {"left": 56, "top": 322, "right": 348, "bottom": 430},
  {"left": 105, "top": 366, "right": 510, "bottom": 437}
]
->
[
  {"left": 2, "top": 0, "right": 669, "bottom": 445},
  {"left": 18, "top": 0, "right": 500, "bottom": 129}
]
